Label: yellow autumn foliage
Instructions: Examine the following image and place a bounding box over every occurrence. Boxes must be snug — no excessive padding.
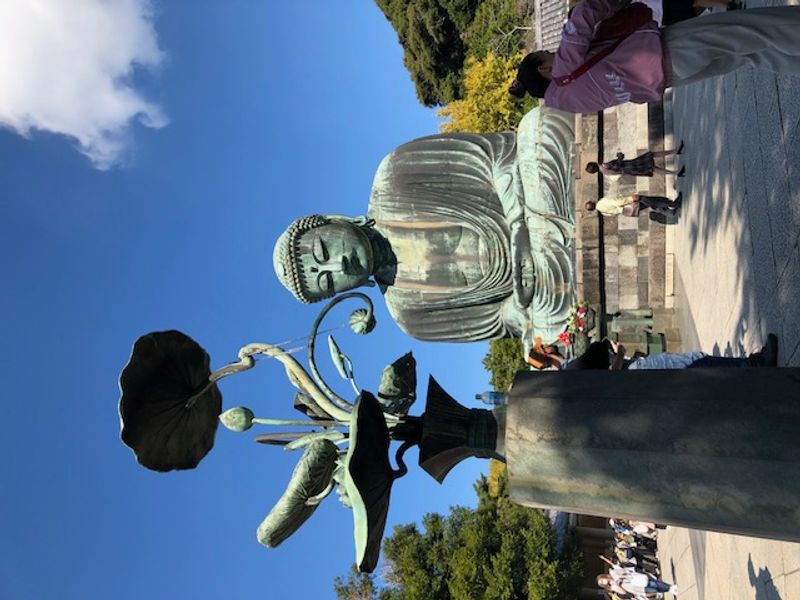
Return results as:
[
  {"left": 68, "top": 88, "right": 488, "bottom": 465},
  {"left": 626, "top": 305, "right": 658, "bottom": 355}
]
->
[
  {"left": 487, "top": 458, "right": 508, "bottom": 497},
  {"left": 438, "top": 50, "right": 537, "bottom": 133}
]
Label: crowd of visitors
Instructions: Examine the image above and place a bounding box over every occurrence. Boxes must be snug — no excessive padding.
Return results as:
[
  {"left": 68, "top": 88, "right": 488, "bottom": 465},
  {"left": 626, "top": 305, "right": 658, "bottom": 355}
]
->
[
  {"left": 526, "top": 334, "right": 778, "bottom": 371},
  {"left": 597, "top": 519, "right": 678, "bottom": 598}
]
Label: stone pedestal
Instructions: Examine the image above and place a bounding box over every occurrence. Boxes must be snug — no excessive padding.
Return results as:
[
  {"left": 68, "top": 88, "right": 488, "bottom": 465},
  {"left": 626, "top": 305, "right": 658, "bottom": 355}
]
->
[{"left": 506, "top": 368, "right": 800, "bottom": 541}]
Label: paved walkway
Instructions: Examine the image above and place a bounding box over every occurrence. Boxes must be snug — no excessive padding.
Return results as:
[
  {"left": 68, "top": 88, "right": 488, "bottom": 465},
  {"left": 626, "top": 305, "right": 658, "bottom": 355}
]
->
[
  {"left": 657, "top": 3, "right": 800, "bottom": 597},
  {"left": 666, "top": 64, "right": 800, "bottom": 367},
  {"left": 658, "top": 527, "right": 800, "bottom": 600}
]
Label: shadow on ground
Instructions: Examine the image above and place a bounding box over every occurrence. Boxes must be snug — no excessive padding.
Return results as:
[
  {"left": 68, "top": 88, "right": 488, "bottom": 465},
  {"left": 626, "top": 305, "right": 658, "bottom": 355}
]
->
[
  {"left": 671, "top": 64, "right": 800, "bottom": 365},
  {"left": 748, "top": 554, "right": 782, "bottom": 600}
]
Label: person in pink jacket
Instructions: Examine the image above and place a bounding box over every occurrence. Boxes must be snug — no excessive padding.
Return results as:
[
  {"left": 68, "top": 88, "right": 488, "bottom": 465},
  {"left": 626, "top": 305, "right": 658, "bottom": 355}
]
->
[{"left": 509, "top": 0, "right": 800, "bottom": 113}]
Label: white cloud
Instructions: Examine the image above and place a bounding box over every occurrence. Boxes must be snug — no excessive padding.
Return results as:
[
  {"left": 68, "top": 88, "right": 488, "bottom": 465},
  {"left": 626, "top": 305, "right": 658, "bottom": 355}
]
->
[{"left": 0, "top": 0, "right": 167, "bottom": 169}]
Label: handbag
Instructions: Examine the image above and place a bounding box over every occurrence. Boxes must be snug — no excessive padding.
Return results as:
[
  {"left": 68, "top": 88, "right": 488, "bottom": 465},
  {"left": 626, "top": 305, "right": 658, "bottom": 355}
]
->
[{"left": 554, "top": 2, "right": 654, "bottom": 87}]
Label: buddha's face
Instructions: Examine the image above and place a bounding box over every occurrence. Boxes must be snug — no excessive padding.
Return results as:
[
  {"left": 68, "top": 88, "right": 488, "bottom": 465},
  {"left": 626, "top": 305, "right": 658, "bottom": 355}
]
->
[{"left": 296, "top": 221, "right": 374, "bottom": 300}]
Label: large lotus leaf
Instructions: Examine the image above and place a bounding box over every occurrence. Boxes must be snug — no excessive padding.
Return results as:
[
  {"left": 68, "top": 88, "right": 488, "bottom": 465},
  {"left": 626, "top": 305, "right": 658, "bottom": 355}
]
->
[
  {"left": 376, "top": 352, "right": 416, "bottom": 416},
  {"left": 118, "top": 330, "right": 222, "bottom": 472},
  {"left": 344, "top": 391, "right": 396, "bottom": 573},
  {"left": 257, "top": 439, "right": 339, "bottom": 547}
]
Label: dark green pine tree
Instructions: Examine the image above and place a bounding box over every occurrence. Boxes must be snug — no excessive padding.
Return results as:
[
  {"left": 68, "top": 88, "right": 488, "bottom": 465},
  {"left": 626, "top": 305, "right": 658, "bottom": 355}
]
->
[
  {"left": 462, "top": 0, "right": 534, "bottom": 60},
  {"left": 374, "top": 0, "right": 482, "bottom": 106},
  {"left": 333, "top": 471, "right": 583, "bottom": 600},
  {"left": 481, "top": 338, "right": 528, "bottom": 392},
  {"left": 334, "top": 564, "right": 394, "bottom": 600}
]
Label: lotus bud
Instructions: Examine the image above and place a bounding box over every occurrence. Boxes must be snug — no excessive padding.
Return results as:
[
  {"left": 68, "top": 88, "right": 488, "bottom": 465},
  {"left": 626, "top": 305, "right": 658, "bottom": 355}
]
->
[
  {"left": 219, "top": 406, "right": 255, "bottom": 432},
  {"left": 349, "top": 309, "right": 376, "bottom": 335}
]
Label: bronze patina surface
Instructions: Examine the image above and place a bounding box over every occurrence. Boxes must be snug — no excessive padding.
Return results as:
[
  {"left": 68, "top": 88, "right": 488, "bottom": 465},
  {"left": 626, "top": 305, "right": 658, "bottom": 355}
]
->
[{"left": 274, "top": 107, "right": 577, "bottom": 343}]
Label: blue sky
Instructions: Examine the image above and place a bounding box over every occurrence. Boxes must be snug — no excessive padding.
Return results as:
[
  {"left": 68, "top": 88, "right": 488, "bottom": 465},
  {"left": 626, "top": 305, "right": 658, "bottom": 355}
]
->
[{"left": 0, "top": 3, "right": 491, "bottom": 598}]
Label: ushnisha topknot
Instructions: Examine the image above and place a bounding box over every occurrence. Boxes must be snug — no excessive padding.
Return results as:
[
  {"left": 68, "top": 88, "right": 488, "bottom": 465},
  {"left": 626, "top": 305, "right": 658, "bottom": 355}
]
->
[{"left": 272, "top": 215, "right": 333, "bottom": 304}]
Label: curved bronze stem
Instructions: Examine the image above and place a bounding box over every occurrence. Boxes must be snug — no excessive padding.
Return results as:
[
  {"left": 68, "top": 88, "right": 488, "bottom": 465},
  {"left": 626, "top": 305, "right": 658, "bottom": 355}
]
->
[
  {"left": 393, "top": 439, "right": 414, "bottom": 479},
  {"left": 307, "top": 292, "right": 375, "bottom": 412},
  {"left": 208, "top": 342, "right": 352, "bottom": 422}
]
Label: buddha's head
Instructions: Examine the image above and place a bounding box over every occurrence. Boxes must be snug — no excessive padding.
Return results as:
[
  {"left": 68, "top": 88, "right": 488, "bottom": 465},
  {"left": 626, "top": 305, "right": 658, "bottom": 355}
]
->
[{"left": 273, "top": 215, "right": 375, "bottom": 303}]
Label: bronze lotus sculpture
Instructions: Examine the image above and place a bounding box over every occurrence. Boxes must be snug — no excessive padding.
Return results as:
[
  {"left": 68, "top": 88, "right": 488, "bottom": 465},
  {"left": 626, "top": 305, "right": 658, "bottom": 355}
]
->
[{"left": 118, "top": 293, "right": 502, "bottom": 572}]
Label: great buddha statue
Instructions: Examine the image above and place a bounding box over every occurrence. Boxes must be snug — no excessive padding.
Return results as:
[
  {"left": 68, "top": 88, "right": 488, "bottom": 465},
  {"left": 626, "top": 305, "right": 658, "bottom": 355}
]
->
[{"left": 273, "top": 107, "right": 576, "bottom": 343}]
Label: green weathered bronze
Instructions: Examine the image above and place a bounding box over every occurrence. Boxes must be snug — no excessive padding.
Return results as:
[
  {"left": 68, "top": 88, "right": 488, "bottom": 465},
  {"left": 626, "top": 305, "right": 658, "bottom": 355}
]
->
[
  {"left": 257, "top": 438, "right": 339, "bottom": 548},
  {"left": 273, "top": 107, "right": 577, "bottom": 343},
  {"left": 343, "top": 391, "right": 406, "bottom": 573},
  {"left": 376, "top": 351, "right": 416, "bottom": 416},
  {"left": 417, "top": 376, "right": 503, "bottom": 483},
  {"left": 505, "top": 368, "right": 800, "bottom": 542}
]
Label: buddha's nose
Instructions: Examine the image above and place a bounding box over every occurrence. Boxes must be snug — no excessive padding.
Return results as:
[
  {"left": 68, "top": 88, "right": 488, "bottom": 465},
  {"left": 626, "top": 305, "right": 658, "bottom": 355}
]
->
[{"left": 326, "top": 258, "right": 345, "bottom": 273}]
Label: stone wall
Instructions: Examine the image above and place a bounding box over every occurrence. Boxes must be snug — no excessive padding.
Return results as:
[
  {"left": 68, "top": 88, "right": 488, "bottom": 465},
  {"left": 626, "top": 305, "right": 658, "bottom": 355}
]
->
[{"left": 535, "top": 0, "right": 571, "bottom": 51}]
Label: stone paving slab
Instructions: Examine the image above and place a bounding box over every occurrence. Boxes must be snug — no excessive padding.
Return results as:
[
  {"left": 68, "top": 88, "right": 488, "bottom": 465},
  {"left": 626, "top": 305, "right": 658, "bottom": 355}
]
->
[
  {"left": 656, "top": 3, "right": 800, "bottom": 596},
  {"left": 658, "top": 527, "right": 800, "bottom": 600},
  {"left": 669, "top": 50, "right": 800, "bottom": 367}
]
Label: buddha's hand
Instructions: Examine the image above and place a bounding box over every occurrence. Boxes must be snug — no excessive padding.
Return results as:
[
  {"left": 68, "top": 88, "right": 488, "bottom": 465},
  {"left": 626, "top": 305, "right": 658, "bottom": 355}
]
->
[{"left": 510, "top": 219, "right": 535, "bottom": 309}]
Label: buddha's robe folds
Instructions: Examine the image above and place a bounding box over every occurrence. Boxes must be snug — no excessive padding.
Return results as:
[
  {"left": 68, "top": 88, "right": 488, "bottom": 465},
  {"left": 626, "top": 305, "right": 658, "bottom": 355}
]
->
[{"left": 367, "top": 107, "right": 575, "bottom": 343}]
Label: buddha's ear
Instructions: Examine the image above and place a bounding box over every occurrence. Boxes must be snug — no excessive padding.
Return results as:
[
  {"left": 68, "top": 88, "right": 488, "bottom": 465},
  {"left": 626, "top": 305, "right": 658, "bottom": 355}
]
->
[
  {"left": 353, "top": 216, "right": 375, "bottom": 228},
  {"left": 321, "top": 214, "right": 374, "bottom": 228}
]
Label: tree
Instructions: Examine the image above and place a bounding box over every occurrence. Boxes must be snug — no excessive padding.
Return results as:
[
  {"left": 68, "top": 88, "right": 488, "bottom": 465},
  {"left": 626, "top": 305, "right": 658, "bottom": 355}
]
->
[
  {"left": 334, "top": 471, "right": 583, "bottom": 600},
  {"left": 486, "top": 458, "right": 507, "bottom": 497},
  {"left": 437, "top": 51, "right": 538, "bottom": 133},
  {"left": 375, "top": 0, "right": 482, "bottom": 106},
  {"left": 374, "top": 0, "right": 537, "bottom": 108},
  {"left": 382, "top": 511, "right": 469, "bottom": 600},
  {"left": 334, "top": 565, "right": 385, "bottom": 600},
  {"left": 481, "top": 337, "right": 528, "bottom": 392},
  {"left": 463, "top": 0, "right": 534, "bottom": 61}
]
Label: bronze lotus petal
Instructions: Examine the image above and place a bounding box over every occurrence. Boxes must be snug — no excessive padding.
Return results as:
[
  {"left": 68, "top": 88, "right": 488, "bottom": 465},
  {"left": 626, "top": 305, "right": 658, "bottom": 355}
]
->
[
  {"left": 344, "top": 391, "right": 399, "bottom": 573},
  {"left": 257, "top": 438, "right": 339, "bottom": 548}
]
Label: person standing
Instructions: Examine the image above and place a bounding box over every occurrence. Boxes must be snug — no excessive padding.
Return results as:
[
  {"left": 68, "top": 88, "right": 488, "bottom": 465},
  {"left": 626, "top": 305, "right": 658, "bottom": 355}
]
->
[
  {"left": 585, "top": 192, "right": 682, "bottom": 218},
  {"left": 598, "top": 571, "right": 678, "bottom": 597},
  {"left": 586, "top": 142, "right": 685, "bottom": 178},
  {"left": 508, "top": 0, "right": 800, "bottom": 114}
]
